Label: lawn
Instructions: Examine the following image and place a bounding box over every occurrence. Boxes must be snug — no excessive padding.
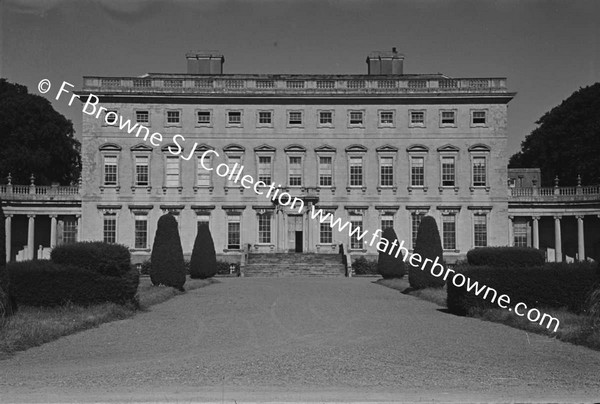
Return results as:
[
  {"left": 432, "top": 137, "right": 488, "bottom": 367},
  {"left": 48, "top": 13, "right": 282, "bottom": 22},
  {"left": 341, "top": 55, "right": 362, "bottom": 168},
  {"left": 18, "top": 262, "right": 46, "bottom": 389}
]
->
[
  {"left": 376, "top": 277, "right": 600, "bottom": 351},
  {"left": 0, "top": 276, "right": 215, "bottom": 359}
]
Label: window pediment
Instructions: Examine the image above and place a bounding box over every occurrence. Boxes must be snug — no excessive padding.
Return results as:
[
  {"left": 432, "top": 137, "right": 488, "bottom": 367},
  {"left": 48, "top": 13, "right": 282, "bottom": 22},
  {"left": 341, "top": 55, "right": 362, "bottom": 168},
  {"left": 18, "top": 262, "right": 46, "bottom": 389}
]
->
[
  {"left": 437, "top": 144, "right": 460, "bottom": 153},
  {"left": 345, "top": 144, "right": 367, "bottom": 153},
  {"left": 468, "top": 144, "right": 491, "bottom": 152},
  {"left": 223, "top": 144, "right": 245, "bottom": 153},
  {"left": 130, "top": 143, "right": 153, "bottom": 152},
  {"left": 406, "top": 144, "right": 429, "bottom": 153},
  {"left": 284, "top": 144, "right": 306, "bottom": 153},
  {"left": 315, "top": 145, "right": 336, "bottom": 153},
  {"left": 254, "top": 144, "right": 276, "bottom": 153},
  {"left": 376, "top": 145, "right": 398, "bottom": 153},
  {"left": 99, "top": 143, "right": 122, "bottom": 152}
]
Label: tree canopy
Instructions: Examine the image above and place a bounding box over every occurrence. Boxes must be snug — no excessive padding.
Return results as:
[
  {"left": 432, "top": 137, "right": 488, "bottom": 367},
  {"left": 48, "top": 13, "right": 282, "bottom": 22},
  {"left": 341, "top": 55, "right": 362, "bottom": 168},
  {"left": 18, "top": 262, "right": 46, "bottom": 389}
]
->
[
  {"left": 509, "top": 83, "right": 600, "bottom": 187},
  {"left": 0, "top": 79, "right": 81, "bottom": 185}
]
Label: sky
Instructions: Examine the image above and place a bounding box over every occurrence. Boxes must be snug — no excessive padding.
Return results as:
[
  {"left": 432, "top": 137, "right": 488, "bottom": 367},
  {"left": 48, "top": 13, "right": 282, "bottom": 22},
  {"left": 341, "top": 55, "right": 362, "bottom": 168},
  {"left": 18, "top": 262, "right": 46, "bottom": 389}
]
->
[{"left": 1, "top": 0, "right": 599, "bottom": 155}]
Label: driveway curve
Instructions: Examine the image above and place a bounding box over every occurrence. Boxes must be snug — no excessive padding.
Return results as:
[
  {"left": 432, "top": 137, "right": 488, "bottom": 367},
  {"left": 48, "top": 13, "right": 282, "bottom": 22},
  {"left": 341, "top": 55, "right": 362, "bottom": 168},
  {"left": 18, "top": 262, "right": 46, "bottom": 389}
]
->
[{"left": 1, "top": 277, "right": 599, "bottom": 403}]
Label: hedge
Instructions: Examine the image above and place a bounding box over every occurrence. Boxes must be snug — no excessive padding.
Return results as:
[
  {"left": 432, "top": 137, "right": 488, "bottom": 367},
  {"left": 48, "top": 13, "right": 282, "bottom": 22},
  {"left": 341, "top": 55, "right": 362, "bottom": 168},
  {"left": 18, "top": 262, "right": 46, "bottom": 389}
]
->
[
  {"left": 51, "top": 241, "right": 132, "bottom": 277},
  {"left": 378, "top": 227, "right": 406, "bottom": 279},
  {"left": 409, "top": 216, "right": 445, "bottom": 289},
  {"left": 150, "top": 214, "right": 186, "bottom": 290},
  {"left": 352, "top": 256, "right": 379, "bottom": 275},
  {"left": 447, "top": 262, "right": 600, "bottom": 316},
  {"left": 466, "top": 247, "right": 545, "bottom": 267},
  {"left": 189, "top": 223, "right": 217, "bottom": 279},
  {"left": 8, "top": 260, "right": 139, "bottom": 307}
]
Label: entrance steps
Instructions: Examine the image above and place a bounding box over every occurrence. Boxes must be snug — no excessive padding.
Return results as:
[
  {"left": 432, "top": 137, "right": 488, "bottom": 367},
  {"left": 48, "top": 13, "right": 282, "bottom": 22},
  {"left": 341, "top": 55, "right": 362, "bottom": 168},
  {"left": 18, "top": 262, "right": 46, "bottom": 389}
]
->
[{"left": 244, "top": 253, "right": 345, "bottom": 277}]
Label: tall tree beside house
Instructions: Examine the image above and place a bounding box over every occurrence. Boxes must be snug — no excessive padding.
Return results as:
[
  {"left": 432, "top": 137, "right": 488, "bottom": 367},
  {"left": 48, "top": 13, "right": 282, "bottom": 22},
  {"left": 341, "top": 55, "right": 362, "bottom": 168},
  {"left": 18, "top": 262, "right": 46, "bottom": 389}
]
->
[
  {"left": 0, "top": 79, "right": 81, "bottom": 185},
  {"left": 509, "top": 82, "right": 600, "bottom": 187},
  {"left": 409, "top": 215, "right": 445, "bottom": 289},
  {"left": 189, "top": 223, "right": 218, "bottom": 279},
  {"left": 150, "top": 214, "right": 186, "bottom": 291},
  {"left": 377, "top": 227, "right": 406, "bottom": 279}
]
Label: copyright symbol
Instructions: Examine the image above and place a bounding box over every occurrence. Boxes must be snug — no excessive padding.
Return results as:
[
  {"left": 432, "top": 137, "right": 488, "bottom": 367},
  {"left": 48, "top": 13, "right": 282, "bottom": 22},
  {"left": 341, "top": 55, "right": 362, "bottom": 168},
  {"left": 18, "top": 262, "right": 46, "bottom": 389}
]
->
[{"left": 38, "top": 79, "right": 51, "bottom": 94}]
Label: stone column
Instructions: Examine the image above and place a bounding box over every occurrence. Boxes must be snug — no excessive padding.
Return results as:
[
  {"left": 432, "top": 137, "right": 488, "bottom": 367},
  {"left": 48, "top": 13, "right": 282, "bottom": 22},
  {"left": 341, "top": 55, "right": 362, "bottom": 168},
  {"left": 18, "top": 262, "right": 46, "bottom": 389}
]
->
[
  {"left": 5, "top": 214, "right": 12, "bottom": 263},
  {"left": 50, "top": 215, "right": 58, "bottom": 248},
  {"left": 508, "top": 216, "right": 514, "bottom": 246},
  {"left": 27, "top": 214, "right": 35, "bottom": 260},
  {"left": 76, "top": 214, "right": 82, "bottom": 242},
  {"left": 532, "top": 216, "right": 540, "bottom": 249},
  {"left": 554, "top": 215, "right": 562, "bottom": 263},
  {"left": 576, "top": 215, "right": 585, "bottom": 261}
]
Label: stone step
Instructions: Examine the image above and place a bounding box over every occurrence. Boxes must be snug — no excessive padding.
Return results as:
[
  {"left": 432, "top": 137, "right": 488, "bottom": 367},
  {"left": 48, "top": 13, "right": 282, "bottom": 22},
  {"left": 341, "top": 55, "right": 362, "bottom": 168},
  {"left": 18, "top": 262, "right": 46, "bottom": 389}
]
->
[{"left": 244, "top": 252, "right": 345, "bottom": 277}]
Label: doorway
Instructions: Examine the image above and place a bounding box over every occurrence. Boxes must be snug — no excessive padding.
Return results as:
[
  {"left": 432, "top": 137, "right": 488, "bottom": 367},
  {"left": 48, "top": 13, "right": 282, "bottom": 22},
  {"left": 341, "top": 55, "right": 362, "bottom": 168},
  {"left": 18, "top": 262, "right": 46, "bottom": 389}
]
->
[{"left": 288, "top": 215, "right": 303, "bottom": 252}]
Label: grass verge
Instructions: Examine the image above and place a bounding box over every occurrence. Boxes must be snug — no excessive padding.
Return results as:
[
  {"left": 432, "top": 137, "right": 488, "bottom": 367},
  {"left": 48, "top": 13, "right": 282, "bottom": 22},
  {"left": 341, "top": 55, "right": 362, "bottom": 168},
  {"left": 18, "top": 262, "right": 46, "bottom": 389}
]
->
[
  {"left": 376, "top": 277, "right": 600, "bottom": 351},
  {"left": 0, "top": 276, "right": 216, "bottom": 359}
]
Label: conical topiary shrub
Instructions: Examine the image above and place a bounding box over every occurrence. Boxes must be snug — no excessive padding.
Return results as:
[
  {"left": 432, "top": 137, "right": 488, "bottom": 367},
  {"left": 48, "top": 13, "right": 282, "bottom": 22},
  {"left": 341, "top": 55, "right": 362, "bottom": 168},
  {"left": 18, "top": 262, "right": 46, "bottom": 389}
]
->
[
  {"left": 377, "top": 227, "right": 406, "bottom": 279},
  {"left": 189, "top": 223, "right": 217, "bottom": 279},
  {"left": 409, "top": 215, "right": 445, "bottom": 289},
  {"left": 150, "top": 213, "right": 186, "bottom": 291}
]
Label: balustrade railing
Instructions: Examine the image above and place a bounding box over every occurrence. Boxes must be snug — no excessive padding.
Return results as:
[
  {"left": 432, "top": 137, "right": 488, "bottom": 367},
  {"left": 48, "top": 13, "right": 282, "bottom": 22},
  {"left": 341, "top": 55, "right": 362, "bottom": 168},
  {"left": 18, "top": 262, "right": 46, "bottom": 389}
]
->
[
  {"left": 0, "top": 183, "right": 80, "bottom": 200},
  {"left": 83, "top": 76, "right": 509, "bottom": 95},
  {"left": 509, "top": 184, "right": 600, "bottom": 202}
]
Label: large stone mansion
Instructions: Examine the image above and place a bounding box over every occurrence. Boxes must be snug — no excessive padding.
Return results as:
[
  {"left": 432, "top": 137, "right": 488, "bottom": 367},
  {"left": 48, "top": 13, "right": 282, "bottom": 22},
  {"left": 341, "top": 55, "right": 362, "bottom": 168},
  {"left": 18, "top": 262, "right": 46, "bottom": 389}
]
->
[{"left": 3, "top": 50, "right": 600, "bottom": 267}]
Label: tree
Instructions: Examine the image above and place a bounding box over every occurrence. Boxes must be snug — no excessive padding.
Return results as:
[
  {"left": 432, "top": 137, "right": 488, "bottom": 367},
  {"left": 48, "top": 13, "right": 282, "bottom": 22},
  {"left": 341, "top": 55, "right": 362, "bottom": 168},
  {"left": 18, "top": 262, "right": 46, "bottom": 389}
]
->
[
  {"left": 409, "top": 215, "right": 445, "bottom": 289},
  {"left": 150, "top": 214, "right": 186, "bottom": 291},
  {"left": 377, "top": 227, "right": 406, "bottom": 279},
  {"left": 509, "top": 83, "right": 600, "bottom": 186},
  {"left": 189, "top": 223, "right": 217, "bottom": 279},
  {"left": 0, "top": 79, "right": 81, "bottom": 185}
]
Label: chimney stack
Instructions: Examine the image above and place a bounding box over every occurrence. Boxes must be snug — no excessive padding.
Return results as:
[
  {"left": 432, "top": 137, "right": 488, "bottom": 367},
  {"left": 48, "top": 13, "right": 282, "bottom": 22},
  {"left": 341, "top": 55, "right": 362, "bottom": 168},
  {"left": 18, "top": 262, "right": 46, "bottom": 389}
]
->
[
  {"left": 366, "top": 48, "right": 404, "bottom": 75},
  {"left": 186, "top": 51, "right": 224, "bottom": 74}
]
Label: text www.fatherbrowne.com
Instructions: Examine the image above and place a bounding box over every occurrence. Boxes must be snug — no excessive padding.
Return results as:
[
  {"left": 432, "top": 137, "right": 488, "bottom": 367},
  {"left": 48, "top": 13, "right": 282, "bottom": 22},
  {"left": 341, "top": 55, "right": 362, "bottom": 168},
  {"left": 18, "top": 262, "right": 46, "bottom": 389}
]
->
[{"left": 46, "top": 79, "right": 560, "bottom": 333}]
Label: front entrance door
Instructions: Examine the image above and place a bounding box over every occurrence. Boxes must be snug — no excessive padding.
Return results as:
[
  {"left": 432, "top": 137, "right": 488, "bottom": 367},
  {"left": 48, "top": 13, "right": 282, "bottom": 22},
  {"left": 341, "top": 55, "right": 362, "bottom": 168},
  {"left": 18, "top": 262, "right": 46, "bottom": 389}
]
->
[{"left": 288, "top": 215, "right": 303, "bottom": 252}]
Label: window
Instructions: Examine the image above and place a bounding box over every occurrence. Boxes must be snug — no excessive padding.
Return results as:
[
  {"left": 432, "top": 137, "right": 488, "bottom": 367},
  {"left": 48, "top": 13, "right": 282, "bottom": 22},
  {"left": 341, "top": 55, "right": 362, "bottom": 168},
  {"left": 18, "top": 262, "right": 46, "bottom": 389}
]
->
[
  {"left": 380, "top": 157, "right": 394, "bottom": 187},
  {"left": 442, "top": 214, "right": 456, "bottom": 250},
  {"left": 135, "top": 155, "right": 149, "bottom": 186},
  {"left": 227, "top": 215, "right": 241, "bottom": 249},
  {"left": 472, "top": 110, "right": 487, "bottom": 126},
  {"left": 410, "top": 111, "right": 425, "bottom": 126},
  {"left": 227, "top": 155, "right": 241, "bottom": 187},
  {"left": 196, "top": 154, "right": 211, "bottom": 187},
  {"left": 441, "top": 156, "right": 455, "bottom": 187},
  {"left": 197, "top": 111, "right": 211, "bottom": 125},
  {"left": 411, "top": 213, "right": 424, "bottom": 248},
  {"left": 134, "top": 215, "right": 147, "bottom": 249},
  {"left": 441, "top": 110, "right": 456, "bottom": 126},
  {"left": 381, "top": 214, "right": 394, "bottom": 231},
  {"left": 349, "top": 111, "right": 364, "bottom": 126},
  {"left": 319, "top": 111, "right": 333, "bottom": 125},
  {"left": 227, "top": 111, "right": 242, "bottom": 125},
  {"left": 258, "top": 156, "right": 272, "bottom": 183},
  {"left": 319, "top": 156, "right": 333, "bottom": 187},
  {"left": 379, "top": 111, "right": 394, "bottom": 126},
  {"left": 350, "top": 215, "right": 363, "bottom": 249},
  {"left": 258, "top": 111, "right": 272, "bottom": 125},
  {"left": 103, "top": 215, "right": 116, "bottom": 243},
  {"left": 63, "top": 219, "right": 77, "bottom": 244},
  {"left": 258, "top": 214, "right": 271, "bottom": 244},
  {"left": 197, "top": 216, "right": 210, "bottom": 232},
  {"left": 472, "top": 156, "right": 487, "bottom": 187},
  {"left": 103, "top": 155, "right": 118, "bottom": 186},
  {"left": 136, "top": 111, "right": 149, "bottom": 124},
  {"left": 166, "top": 110, "right": 180, "bottom": 124},
  {"left": 320, "top": 223, "right": 333, "bottom": 244},
  {"left": 165, "top": 156, "right": 180, "bottom": 187},
  {"left": 349, "top": 157, "right": 363, "bottom": 186},
  {"left": 103, "top": 110, "right": 118, "bottom": 126},
  {"left": 473, "top": 214, "right": 487, "bottom": 247},
  {"left": 410, "top": 156, "right": 424, "bottom": 187},
  {"left": 288, "top": 156, "right": 302, "bottom": 186},
  {"left": 513, "top": 221, "right": 528, "bottom": 247},
  {"left": 288, "top": 111, "right": 303, "bottom": 125}
]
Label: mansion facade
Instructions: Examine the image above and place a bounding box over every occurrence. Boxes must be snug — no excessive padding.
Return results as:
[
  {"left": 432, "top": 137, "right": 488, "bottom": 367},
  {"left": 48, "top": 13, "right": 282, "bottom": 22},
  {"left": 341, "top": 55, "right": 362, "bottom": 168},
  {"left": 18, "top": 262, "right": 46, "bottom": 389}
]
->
[{"left": 3, "top": 50, "right": 599, "bottom": 267}]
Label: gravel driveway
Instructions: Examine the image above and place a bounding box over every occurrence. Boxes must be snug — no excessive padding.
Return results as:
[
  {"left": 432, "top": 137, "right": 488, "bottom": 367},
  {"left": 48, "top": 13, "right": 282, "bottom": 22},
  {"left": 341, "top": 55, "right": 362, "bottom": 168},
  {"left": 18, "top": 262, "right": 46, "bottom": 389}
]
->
[{"left": 1, "top": 277, "right": 599, "bottom": 403}]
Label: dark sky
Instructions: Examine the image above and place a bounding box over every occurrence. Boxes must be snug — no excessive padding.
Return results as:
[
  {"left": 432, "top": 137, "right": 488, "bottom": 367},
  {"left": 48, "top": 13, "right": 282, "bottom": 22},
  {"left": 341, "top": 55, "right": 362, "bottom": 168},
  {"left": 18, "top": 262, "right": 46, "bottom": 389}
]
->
[{"left": 2, "top": 0, "right": 599, "bottom": 155}]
